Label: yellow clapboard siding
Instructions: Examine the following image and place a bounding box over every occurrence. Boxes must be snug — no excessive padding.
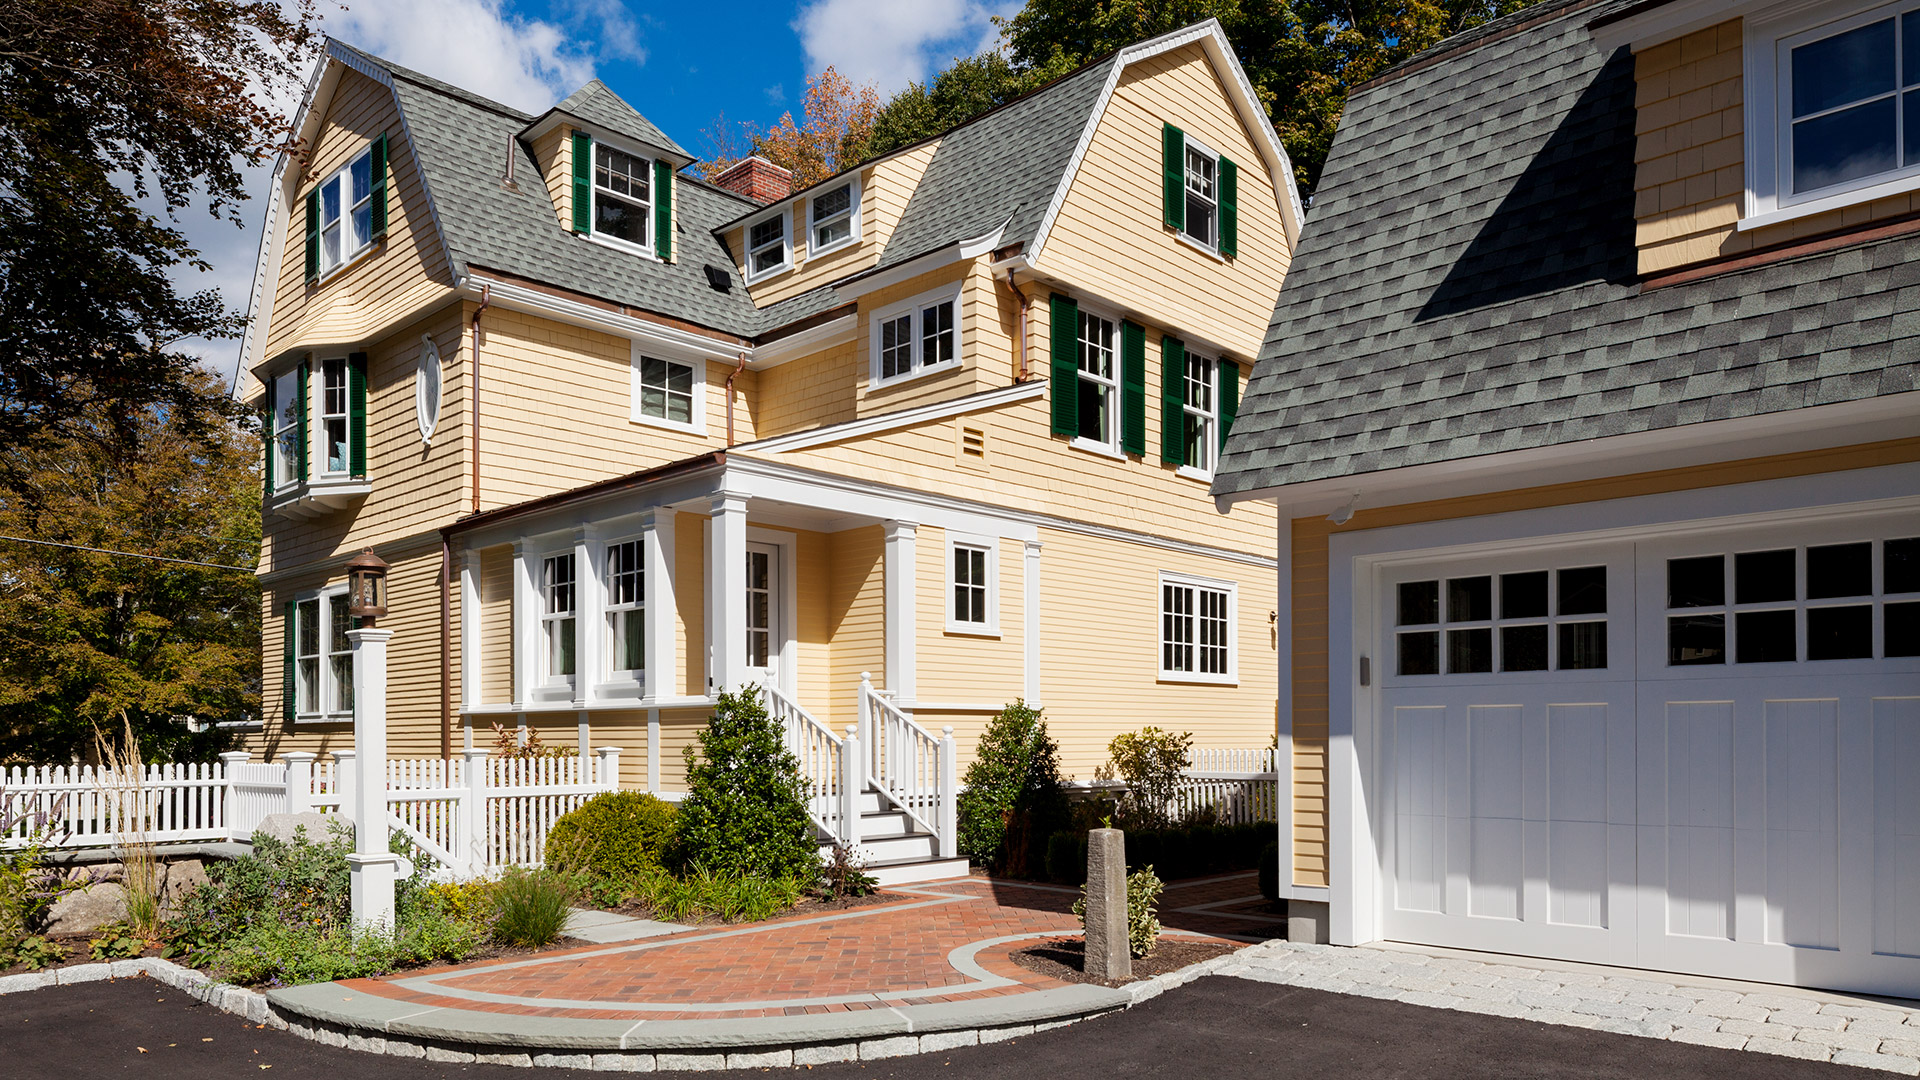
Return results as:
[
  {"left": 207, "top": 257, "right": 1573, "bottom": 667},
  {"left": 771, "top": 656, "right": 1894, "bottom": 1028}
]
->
[
  {"left": 828, "top": 525, "right": 886, "bottom": 725},
  {"left": 533, "top": 124, "right": 572, "bottom": 232},
  {"left": 674, "top": 511, "right": 706, "bottom": 699},
  {"left": 479, "top": 544, "right": 514, "bottom": 704},
  {"left": 912, "top": 526, "right": 1026, "bottom": 706}
]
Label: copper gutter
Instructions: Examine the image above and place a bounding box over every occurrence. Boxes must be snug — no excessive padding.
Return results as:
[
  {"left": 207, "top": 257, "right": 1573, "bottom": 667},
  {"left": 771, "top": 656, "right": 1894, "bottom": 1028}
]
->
[{"left": 725, "top": 352, "right": 747, "bottom": 446}]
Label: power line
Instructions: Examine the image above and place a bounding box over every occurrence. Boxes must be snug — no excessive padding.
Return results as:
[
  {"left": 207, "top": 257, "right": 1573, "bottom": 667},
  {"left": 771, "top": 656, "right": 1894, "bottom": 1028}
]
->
[{"left": 0, "top": 534, "right": 253, "bottom": 572}]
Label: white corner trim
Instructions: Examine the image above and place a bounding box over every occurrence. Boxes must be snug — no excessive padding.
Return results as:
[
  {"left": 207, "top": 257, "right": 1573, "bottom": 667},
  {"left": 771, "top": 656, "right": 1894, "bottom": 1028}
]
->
[
  {"left": 1024, "top": 539, "right": 1043, "bottom": 706},
  {"left": 735, "top": 380, "right": 1045, "bottom": 454},
  {"left": 1026, "top": 18, "right": 1304, "bottom": 266}
]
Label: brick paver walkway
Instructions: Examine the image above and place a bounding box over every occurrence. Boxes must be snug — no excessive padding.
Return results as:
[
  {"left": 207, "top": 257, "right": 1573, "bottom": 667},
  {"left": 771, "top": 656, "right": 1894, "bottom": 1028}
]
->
[{"left": 342, "top": 872, "right": 1280, "bottom": 1023}]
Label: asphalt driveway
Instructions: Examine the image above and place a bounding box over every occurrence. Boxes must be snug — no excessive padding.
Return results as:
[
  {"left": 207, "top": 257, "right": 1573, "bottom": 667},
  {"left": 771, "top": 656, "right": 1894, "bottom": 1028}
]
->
[{"left": 1, "top": 974, "right": 1856, "bottom": 1078}]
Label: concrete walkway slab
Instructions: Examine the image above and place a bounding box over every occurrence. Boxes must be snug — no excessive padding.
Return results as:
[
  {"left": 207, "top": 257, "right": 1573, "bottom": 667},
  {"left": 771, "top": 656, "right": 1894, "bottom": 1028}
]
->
[{"left": 561, "top": 907, "right": 690, "bottom": 943}]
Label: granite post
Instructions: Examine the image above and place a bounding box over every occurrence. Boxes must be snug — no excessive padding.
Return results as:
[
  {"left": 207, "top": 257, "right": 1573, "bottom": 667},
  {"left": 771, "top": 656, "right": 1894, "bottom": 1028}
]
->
[{"left": 1084, "top": 827, "right": 1130, "bottom": 981}]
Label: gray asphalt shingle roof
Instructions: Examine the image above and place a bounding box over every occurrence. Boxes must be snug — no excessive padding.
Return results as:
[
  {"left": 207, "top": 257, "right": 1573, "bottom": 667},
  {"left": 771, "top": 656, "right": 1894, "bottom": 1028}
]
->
[
  {"left": 549, "top": 80, "right": 689, "bottom": 159},
  {"left": 1211, "top": 0, "right": 1920, "bottom": 498}
]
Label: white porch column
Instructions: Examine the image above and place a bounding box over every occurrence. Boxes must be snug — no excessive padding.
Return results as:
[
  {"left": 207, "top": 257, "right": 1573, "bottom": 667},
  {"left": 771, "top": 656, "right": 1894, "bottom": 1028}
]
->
[
  {"left": 511, "top": 537, "right": 535, "bottom": 708},
  {"left": 347, "top": 626, "right": 402, "bottom": 930},
  {"left": 1023, "top": 539, "right": 1043, "bottom": 706},
  {"left": 576, "top": 525, "right": 602, "bottom": 707},
  {"left": 708, "top": 491, "right": 750, "bottom": 695},
  {"left": 640, "top": 508, "right": 677, "bottom": 699},
  {"left": 459, "top": 548, "right": 480, "bottom": 715},
  {"left": 883, "top": 519, "right": 918, "bottom": 701}
]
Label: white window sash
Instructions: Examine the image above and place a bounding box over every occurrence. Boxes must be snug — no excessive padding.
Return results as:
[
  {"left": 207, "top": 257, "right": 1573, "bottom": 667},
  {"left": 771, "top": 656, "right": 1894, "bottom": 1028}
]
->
[
  {"left": 1073, "top": 311, "right": 1120, "bottom": 453},
  {"left": 945, "top": 534, "right": 1000, "bottom": 635},
  {"left": 870, "top": 283, "right": 963, "bottom": 386},
  {"left": 810, "top": 181, "right": 859, "bottom": 253},
  {"left": 746, "top": 210, "right": 790, "bottom": 280},
  {"left": 591, "top": 143, "right": 654, "bottom": 252},
  {"left": 1158, "top": 572, "right": 1237, "bottom": 683}
]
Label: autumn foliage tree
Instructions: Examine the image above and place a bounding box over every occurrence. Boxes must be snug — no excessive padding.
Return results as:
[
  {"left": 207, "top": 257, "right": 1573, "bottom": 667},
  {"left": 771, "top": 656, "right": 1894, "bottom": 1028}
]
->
[{"left": 698, "top": 67, "right": 881, "bottom": 189}]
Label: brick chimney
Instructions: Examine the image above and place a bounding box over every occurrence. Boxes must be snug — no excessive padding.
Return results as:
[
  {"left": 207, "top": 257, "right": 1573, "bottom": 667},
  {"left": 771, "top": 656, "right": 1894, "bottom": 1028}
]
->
[{"left": 711, "top": 156, "right": 792, "bottom": 204}]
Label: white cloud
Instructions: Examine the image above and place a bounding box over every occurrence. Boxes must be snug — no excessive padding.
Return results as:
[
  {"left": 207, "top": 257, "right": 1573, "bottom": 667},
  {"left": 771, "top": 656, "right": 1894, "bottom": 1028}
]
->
[{"left": 794, "top": 0, "right": 1011, "bottom": 94}]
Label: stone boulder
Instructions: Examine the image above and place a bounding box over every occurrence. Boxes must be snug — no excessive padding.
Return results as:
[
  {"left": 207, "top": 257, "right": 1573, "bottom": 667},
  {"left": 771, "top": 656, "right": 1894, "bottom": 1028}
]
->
[
  {"left": 44, "top": 883, "right": 129, "bottom": 936},
  {"left": 160, "top": 859, "right": 209, "bottom": 918},
  {"left": 254, "top": 812, "right": 340, "bottom": 845}
]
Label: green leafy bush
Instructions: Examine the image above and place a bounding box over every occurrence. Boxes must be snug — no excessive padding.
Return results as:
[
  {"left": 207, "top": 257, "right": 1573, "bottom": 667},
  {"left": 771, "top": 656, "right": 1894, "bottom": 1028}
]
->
[
  {"left": 545, "top": 792, "right": 678, "bottom": 881},
  {"left": 676, "top": 687, "right": 818, "bottom": 880},
  {"left": 956, "top": 700, "right": 1067, "bottom": 875},
  {"left": 90, "top": 926, "right": 145, "bottom": 960},
  {"left": 491, "top": 868, "right": 575, "bottom": 947},
  {"left": 1042, "top": 822, "right": 1270, "bottom": 884},
  {"left": 1071, "top": 864, "right": 1164, "bottom": 959},
  {"left": 1104, "top": 727, "right": 1193, "bottom": 829},
  {"left": 208, "top": 909, "right": 483, "bottom": 987},
  {"left": 1258, "top": 840, "right": 1280, "bottom": 902},
  {"left": 3, "top": 935, "right": 64, "bottom": 970}
]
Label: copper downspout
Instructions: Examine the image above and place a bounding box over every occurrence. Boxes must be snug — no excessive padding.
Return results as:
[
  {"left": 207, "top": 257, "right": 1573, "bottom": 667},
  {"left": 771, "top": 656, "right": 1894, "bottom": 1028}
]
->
[
  {"left": 439, "top": 538, "right": 452, "bottom": 759},
  {"left": 470, "top": 283, "right": 491, "bottom": 515},
  {"left": 724, "top": 351, "right": 747, "bottom": 446},
  {"left": 1004, "top": 268, "right": 1031, "bottom": 382}
]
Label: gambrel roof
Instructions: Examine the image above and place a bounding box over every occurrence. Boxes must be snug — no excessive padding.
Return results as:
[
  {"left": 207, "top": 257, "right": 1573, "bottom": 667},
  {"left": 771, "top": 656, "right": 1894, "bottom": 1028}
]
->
[{"left": 1212, "top": 0, "right": 1920, "bottom": 501}]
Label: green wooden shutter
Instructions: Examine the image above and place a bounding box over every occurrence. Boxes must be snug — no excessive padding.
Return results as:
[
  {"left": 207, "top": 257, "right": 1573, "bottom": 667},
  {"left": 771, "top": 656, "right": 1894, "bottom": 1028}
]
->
[
  {"left": 261, "top": 385, "right": 275, "bottom": 504},
  {"left": 295, "top": 360, "right": 310, "bottom": 482},
  {"left": 348, "top": 351, "right": 369, "bottom": 478},
  {"left": 283, "top": 598, "right": 297, "bottom": 723},
  {"left": 1219, "top": 359, "right": 1240, "bottom": 453},
  {"left": 1120, "top": 321, "right": 1146, "bottom": 457},
  {"left": 571, "top": 131, "right": 592, "bottom": 233},
  {"left": 304, "top": 191, "right": 320, "bottom": 282},
  {"left": 1218, "top": 156, "right": 1238, "bottom": 258},
  {"left": 369, "top": 133, "right": 389, "bottom": 238},
  {"left": 1160, "top": 336, "right": 1187, "bottom": 467},
  {"left": 654, "top": 160, "right": 672, "bottom": 261},
  {"left": 1049, "top": 294, "right": 1080, "bottom": 437},
  {"left": 1162, "top": 123, "right": 1185, "bottom": 232}
]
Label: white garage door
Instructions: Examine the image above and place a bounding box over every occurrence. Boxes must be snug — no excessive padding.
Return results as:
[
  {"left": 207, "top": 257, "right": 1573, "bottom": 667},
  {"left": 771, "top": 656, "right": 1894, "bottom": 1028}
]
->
[{"left": 1374, "top": 512, "right": 1920, "bottom": 996}]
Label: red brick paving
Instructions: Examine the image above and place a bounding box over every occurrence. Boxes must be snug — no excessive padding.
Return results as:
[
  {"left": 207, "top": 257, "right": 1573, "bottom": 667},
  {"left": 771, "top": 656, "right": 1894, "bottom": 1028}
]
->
[{"left": 345, "top": 872, "right": 1281, "bottom": 1021}]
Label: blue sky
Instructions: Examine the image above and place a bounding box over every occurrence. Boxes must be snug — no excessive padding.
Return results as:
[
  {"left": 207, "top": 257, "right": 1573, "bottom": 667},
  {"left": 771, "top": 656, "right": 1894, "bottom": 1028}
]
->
[{"left": 183, "top": 0, "right": 1014, "bottom": 384}]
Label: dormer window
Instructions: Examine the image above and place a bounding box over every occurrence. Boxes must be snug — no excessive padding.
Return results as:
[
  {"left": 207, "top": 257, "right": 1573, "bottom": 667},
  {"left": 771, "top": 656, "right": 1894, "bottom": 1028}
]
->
[
  {"left": 593, "top": 143, "right": 652, "bottom": 248},
  {"left": 304, "top": 136, "right": 387, "bottom": 283},
  {"left": 747, "top": 211, "right": 790, "bottom": 280},
  {"left": 810, "top": 181, "right": 858, "bottom": 253},
  {"left": 1183, "top": 142, "right": 1219, "bottom": 248}
]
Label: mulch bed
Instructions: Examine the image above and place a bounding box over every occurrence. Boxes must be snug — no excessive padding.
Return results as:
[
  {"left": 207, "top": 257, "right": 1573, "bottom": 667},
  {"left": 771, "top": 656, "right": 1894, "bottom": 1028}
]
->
[{"left": 1008, "top": 936, "right": 1239, "bottom": 988}]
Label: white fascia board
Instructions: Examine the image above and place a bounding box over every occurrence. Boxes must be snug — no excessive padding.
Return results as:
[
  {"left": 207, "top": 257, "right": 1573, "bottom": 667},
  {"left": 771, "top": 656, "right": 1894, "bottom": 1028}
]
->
[
  {"left": 1215, "top": 390, "right": 1920, "bottom": 518},
  {"left": 462, "top": 276, "right": 743, "bottom": 363},
  {"left": 454, "top": 463, "right": 729, "bottom": 552},
  {"left": 1588, "top": 0, "right": 1812, "bottom": 52},
  {"left": 749, "top": 312, "right": 856, "bottom": 370},
  {"left": 737, "top": 381, "right": 1046, "bottom": 453},
  {"left": 1027, "top": 18, "right": 1304, "bottom": 265},
  {"left": 826, "top": 218, "right": 1007, "bottom": 303},
  {"left": 235, "top": 165, "right": 288, "bottom": 404}
]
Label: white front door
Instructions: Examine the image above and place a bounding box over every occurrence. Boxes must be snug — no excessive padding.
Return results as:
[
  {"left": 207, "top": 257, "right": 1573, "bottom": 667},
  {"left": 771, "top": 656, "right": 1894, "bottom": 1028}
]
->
[{"left": 745, "top": 541, "right": 780, "bottom": 686}]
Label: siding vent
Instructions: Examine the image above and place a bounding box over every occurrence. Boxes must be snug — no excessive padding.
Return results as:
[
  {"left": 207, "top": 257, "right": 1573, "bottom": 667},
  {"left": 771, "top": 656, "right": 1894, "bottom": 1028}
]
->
[{"left": 959, "top": 425, "right": 987, "bottom": 467}]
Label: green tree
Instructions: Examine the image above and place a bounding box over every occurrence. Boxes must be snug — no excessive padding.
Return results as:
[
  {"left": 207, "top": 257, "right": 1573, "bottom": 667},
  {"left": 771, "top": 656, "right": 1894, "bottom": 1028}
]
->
[
  {"left": 0, "top": 0, "right": 317, "bottom": 450},
  {"left": 865, "top": 51, "right": 1078, "bottom": 159},
  {"left": 675, "top": 687, "right": 819, "bottom": 880},
  {"left": 0, "top": 369, "right": 260, "bottom": 763},
  {"left": 956, "top": 700, "right": 1068, "bottom": 875}
]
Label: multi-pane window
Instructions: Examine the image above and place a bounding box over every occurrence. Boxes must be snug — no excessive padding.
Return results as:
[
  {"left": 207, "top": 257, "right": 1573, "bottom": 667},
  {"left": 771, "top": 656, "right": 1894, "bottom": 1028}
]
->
[
  {"left": 1162, "top": 578, "right": 1232, "bottom": 679},
  {"left": 593, "top": 144, "right": 651, "bottom": 247},
  {"left": 811, "top": 182, "right": 856, "bottom": 250},
  {"left": 1076, "top": 311, "right": 1117, "bottom": 449},
  {"left": 294, "top": 592, "right": 352, "bottom": 719},
  {"left": 272, "top": 374, "right": 301, "bottom": 487},
  {"left": 1395, "top": 566, "right": 1609, "bottom": 676},
  {"left": 1785, "top": 9, "right": 1919, "bottom": 197},
  {"left": 748, "top": 213, "right": 788, "bottom": 277},
  {"left": 321, "top": 358, "right": 349, "bottom": 474},
  {"left": 607, "top": 540, "right": 644, "bottom": 677},
  {"left": 1665, "top": 536, "right": 1920, "bottom": 665},
  {"left": 952, "top": 544, "right": 989, "bottom": 627},
  {"left": 542, "top": 553, "right": 576, "bottom": 682},
  {"left": 1182, "top": 354, "right": 1217, "bottom": 474},
  {"left": 872, "top": 291, "right": 957, "bottom": 384},
  {"left": 637, "top": 357, "right": 695, "bottom": 426},
  {"left": 328, "top": 600, "right": 354, "bottom": 715},
  {"left": 1183, "top": 143, "right": 1218, "bottom": 247},
  {"left": 317, "top": 148, "right": 374, "bottom": 275},
  {"left": 745, "top": 548, "right": 772, "bottom": 669},
  {"left": 295, "top": 598, "right": 321, "bottom": 715}
]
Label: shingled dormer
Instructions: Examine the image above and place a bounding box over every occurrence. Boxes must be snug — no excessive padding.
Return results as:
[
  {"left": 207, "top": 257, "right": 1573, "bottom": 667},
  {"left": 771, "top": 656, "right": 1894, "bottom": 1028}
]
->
[{"left": 521, "top": 80, "right": 691, "bottom": 262}]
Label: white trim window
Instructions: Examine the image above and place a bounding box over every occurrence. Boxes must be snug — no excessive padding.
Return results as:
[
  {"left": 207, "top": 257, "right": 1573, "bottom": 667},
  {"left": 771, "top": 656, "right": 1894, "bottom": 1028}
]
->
[
  {"left": 593, "top": 143, "right": 652, "bottom": 250},
  {"left": 1183, "top": 138, "right": 1219, "bottom": 249},
  {"left": 1073, "top": 309, "right": 1119, "bottom": 453},
  {"left": 946, "top": 535, "right": 1000, "bottom": 635},
  {"left": 541, "top": 553, "right": 577, "bottom": 684},
  {"left": 271, "top": 374, "right": 301, "bottom": 489},
  {"left": 809, "top": 179, "right": 859, "bottom": 254},
  {"left": 1160, "top": 572, "right": 1235, "bottom": 683},
  {"left": 606, "top": 539, "right": 645, "bottom": 680},
  {"left": 637, "top": 355, "right": 697, "bottom": 427},
  {"left": 295, "top": 589, "right": 353, "bottom": 720},
  {"left": 1181, "top": 352, "right": 1218, "bottom": 478},
  {"left": 317, "top": 147, "right": 374, "bottom": 276},
  {"left": 1747, "top": 1, "right": 1920, "bottom": 226},
  {"left": 746, "top": 209, "right": 790, "bottom": 281},
  {"left": 320, "top": 357, "right": 349, "bottom": 475},
  {"left": 870, "top": 283, "right": 960, "bottom": 385}
]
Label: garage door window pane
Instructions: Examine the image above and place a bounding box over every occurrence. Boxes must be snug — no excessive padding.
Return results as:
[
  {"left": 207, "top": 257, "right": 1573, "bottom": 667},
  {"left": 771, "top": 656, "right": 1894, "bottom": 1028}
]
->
[
  {"left": 1807, "top": 542, "right": 1872, "bottom": 599},
  {"left": 1501, "top": 624, "right": 1548, "bottom": 671},
  {"left": 1399, "top": 631, "right": 1439, "bottom": 675},
  {"left": 1888, "top": 602, "right": 1920, "bottom": 657},
  {"left": 1736, "top": 609, "right": 1796, "bottom": 663},
  {"left": 1668, "top": 555, "right": 1724, "bottom": 607},
  {"left": 1559, "top": 621, "right": 1608, "bottom": 670},
  {"left": 1670, "top": 614, "right": 1725, "bottom": 665},
  {"left": 1448, "top": 577, "right": 1491, "bottom": 622},
  {"left": 1448, "top": 627, "right": 1492, "bottom": 673},
  {"left": 1501, "top": 571, "right": 1547, "bottom": 619},
  {"left": 1398, "top": 581, "right": 1438, "bottom": 625},
  {"left": 1736, "top": 550, "right": 1796, "bottom": 604},
  {"left": 1888, "top": 538, "right": 1920, "bottom": 594},
  {"left": 1558, "top": 566, "right": 1607, "bottom": 615},
  {"left": 1808, "top": 605, "right": 1872, "bottom": 660}
]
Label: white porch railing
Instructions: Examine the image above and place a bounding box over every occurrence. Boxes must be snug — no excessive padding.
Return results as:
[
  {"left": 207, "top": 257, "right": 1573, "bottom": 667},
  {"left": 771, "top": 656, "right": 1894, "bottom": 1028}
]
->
[
  {"left": 857, "top": 672, "right": 957, "bottom": 859},
  {"left": 763, "top": 677, "right": 855, "bottom": 844}
]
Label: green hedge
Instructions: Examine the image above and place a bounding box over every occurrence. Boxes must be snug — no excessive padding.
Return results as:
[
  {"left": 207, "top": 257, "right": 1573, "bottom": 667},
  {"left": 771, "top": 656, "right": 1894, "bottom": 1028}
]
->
[
  {"left": 545, "top": 791, "right": 678, "bottom": 880},
  {"left": 1042, "top": 822, "right": 1272, "bottom": 884}
]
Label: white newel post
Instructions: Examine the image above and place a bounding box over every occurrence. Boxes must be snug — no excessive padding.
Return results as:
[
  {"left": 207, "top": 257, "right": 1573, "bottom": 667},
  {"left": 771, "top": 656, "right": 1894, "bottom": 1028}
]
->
[
  {"left": 463, "top": 746, "right": 490, "bottom": 873},
  {"left": 332, "top": 749, "right": 358, "bottom": 835},
  {"left": 282, "top": 752, "right": 316, "bottom": 814},
  {"left": 347, "top": 627, "right": 402, "bottom": 930},
  {"left": 938, "top": 726, "right": 957, "bottom": 859},
  {"left": 839, "top": 725, "right": 862, "bottom": 847},
  {"left": 218, "top": 751, "right": 247, "bottom": 841},
  {"left": 857, "top": 672, "right": 875, "bottom": 784},
  {"left": 596, "top": 746, "right": 621, "bottom": 791}
]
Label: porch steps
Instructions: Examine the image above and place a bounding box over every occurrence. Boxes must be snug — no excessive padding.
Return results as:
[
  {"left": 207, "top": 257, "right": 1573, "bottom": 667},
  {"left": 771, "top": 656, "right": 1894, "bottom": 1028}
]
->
[{"left": 815, "top": 791, "right": 970, "bottom": 887}]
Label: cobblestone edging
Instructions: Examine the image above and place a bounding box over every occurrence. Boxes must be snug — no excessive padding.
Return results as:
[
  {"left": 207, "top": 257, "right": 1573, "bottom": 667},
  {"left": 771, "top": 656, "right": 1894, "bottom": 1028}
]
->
[
  {"left": 1220, "top": 942, "right": 1920, "bottom": 1075},
  {"left": 0, "top": 950, "right": 1245, "bottom": 1070}
]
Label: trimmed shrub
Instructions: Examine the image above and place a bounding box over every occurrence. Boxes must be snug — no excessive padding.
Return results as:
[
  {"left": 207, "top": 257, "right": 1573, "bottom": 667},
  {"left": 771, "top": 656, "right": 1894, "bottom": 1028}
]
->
[
  {"left": 1258, "top": 840, "right": 1280, "bottom": 902},
  {"left": 545, "top": 791, "right": 678, "bottom": 881},
  {"left": 1105, "top": 727, "right": 1192, "bottom": 829},
  {"left": 676, "top": 687, "right": 818, "bottom": 880},
  {"left": 956, "top": 700, "right": 1068, "bottom": 876}
]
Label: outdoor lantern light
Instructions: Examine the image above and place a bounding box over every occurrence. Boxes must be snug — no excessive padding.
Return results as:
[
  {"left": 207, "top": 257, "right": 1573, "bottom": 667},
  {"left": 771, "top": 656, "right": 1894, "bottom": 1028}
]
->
[{"left": 344, "top": 548, "right": 389, "bottom": 622}]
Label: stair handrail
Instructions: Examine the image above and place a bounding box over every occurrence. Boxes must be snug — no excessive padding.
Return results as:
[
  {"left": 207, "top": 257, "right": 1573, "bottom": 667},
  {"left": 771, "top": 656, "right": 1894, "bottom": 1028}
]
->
[
  {"left": 760, "top": 674, "right": 847, "bottom": 842},
  {"left": 857, "top": 673, "right": 955, "bottom": 856}
]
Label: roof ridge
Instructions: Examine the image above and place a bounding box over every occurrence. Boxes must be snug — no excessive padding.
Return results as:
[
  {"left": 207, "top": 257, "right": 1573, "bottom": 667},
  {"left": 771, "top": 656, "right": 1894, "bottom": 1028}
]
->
[
  {"left": 328, "top": 37, "right": 534, "bottom": 121},
  {"left": 1351, "top": 0, "right": 1617, "bottom": 96}
]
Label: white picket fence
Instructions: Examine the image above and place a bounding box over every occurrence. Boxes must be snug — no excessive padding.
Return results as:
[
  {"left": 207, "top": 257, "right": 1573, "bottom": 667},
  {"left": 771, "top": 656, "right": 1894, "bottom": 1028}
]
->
[
  {"left": 0, "top": 747, "right": 621, "bottom": 877},
  {"left": 1065, "top": 747, "right": 1280, "bottom": 826}
]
